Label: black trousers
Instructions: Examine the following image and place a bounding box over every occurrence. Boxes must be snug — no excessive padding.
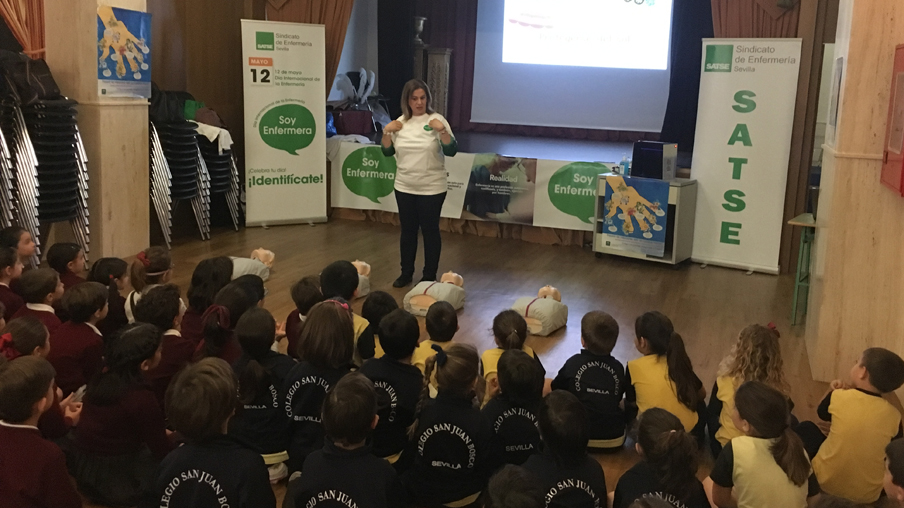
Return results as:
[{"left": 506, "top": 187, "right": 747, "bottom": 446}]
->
[{"left": 395, "top": 190, "right": 446, "bottom": 280}]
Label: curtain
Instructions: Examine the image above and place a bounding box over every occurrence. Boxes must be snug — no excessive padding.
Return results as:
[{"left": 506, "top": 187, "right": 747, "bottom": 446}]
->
[
  {"left": 414, "top": 0, "right": 659, "bottom": 142},
  {"left": 266, "top": 0, "right": 355, "bottom": 99},
  {"left": 0, "top": 0, "right": 44, "bottom": 58},
  {"left": 711, "top": 0, "right": 800, "bottom": 38}
]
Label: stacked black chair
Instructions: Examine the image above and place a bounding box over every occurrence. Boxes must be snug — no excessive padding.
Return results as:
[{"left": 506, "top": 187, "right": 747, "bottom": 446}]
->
[
  {"left": 149, "top": 120, "right": 211, "bottom": 247},
  {"left": 196, "top": 135, "right": 240, "bottom": 231}
]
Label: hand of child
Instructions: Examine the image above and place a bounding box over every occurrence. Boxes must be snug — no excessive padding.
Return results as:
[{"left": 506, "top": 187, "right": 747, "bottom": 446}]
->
[
  {"left": 830, "top": 379, "right": 848, "bottom": 390},
  {"left": 428, "top": 119, "right": 445, "bottom": 132},
  {"left": 487, "top": 377, "right": 501, "bottom": 400},
  {"left": 56, "top": 386, "right": 63, "bottom": 401},
  {"left": 817, "top": 420, "right": 832, "bottom": 436},
  {"left": 275, "top": 321, "right": 287, "bottom": 339},
  {"left": 64, "top": 402, "right": 82, "bottom": 426}
]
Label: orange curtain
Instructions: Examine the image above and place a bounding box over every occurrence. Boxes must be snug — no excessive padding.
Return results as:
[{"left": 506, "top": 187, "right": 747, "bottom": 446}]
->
[
  {"left": 711, "top": 0, "right": 800, "bottom": 38},
  {"left": 266, "top": 0, "right": 355, "bottom": 99},
  {"left": 0, "top": 0, "right": 44, "bottom": 58}
]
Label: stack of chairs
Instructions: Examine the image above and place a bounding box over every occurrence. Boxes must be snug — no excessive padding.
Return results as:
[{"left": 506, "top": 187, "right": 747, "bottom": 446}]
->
[{"left": 196, "top": 135, "right": 240, "bottom": 231}]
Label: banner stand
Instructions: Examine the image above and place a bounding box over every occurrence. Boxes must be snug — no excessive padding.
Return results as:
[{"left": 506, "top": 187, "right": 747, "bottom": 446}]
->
[{"left": 241, "top": 20, "right": 327, "bottom": 227}]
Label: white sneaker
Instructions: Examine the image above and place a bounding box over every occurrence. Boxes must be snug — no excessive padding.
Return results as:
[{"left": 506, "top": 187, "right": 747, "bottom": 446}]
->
[{"left": 268, "top": 462, "right": 288, "bottom": 483}]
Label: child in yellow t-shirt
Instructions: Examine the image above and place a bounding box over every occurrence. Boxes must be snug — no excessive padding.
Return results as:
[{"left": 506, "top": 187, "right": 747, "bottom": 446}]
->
[
  {"left": 795, "top": 347, "right": 904, "bottom": 504},
  {"left": 481, "top": 310, "right": 545, "bottom": 405},
  {"left": 412, "top": 301, "right": 458, "bottom": 379}
]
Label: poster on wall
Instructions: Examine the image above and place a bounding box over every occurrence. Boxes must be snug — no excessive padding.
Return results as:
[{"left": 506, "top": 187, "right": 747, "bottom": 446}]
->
[
  {"left": 461, "top": 154, "right": 536, "bottom": 225},
  {"left": 331, "top": 143, "right": 469, "bottom": 218},
  {"left": 691, "top": 38, "right": 802, "bottom": 273},
  {"left": 96, "top": 6, "right": 151, "bottom": 98},
  {"left": 241, "top": 20, "right": 327, "bottom": 226},
  {"left": 601, "top": 175, "right": 669, "bottom": 257},
  {"left": 533, "top": 160, "right": 614, "bottom": 231}
]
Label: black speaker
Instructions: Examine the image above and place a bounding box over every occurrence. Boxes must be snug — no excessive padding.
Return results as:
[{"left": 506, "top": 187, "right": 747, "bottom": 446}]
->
[{"left": 631, "top": 141, "right": 678, "bottom": 180}]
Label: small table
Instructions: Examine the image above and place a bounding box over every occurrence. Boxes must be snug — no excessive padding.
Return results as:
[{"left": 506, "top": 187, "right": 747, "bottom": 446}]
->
[{"left": 788, "top": 213, "right": 816, "bottom": 325}]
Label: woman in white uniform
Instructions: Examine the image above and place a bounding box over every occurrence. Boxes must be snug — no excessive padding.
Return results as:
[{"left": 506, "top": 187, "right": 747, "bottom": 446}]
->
[{"left": 381, "top": 79, "right": 458, "bottom": 288}]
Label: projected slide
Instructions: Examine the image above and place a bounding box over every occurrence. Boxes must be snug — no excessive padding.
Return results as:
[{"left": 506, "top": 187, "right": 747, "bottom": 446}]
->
[{"left": 503, "top": 0, "right": 673, "bottom": 70}]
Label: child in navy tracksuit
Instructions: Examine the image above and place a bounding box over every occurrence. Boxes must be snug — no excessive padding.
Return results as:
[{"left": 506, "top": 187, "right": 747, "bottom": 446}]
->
[
  {"left": 282, "top": 300, "right": 354, "bottom": 472},
  {"left": 359, "top": 308, "right": 423, "bottom": 463},
  {"left": 401, "top": 343, "right": 491, "bottom": 507},
  {"left": 482, "top": 349, "right": 543, "bottom": 468},
  {"left": 142, "top": 358, "right": 276, "bottom": 508},
  {"left": 286, "top": 372, "right": 404, "bottom": 508},
  {"left": 228, "top": 306, "right": 296, "bottom": 482},
  {"left": 551, "top": 311, "right": 627, "bottom": 450}
]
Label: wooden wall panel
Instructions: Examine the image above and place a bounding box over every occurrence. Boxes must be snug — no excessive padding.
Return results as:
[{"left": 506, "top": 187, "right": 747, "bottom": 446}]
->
[{"left": 146, "top": 0, "right": 186, "bottom": 91}]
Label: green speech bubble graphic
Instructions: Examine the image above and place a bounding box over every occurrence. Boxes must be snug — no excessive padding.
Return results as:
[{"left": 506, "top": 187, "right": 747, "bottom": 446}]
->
[
  {"left": 547, "top": 162, "right": 610, "bottom": 224},
  {"left": 258, "top": 104, "right": 316, "bottom": 155},
  {"left": 342, "top": 146, "right": 397, "bottom": 203}
]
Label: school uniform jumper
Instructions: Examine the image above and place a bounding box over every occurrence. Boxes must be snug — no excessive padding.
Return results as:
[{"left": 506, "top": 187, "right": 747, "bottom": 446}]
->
[
  {"left": 480, "top": 393, "right": 541, "bottom": 467},
  {"left": 46, "top": 321, "right": 104, "bottom": 396},
  {"left": 12, "top": 303, "right": 61, "bottom": 333},
  {"left": 811, "top": 388, "right": 904, "bottom": 503},
  {"left": 401, "top": 392, "right": 491, "bottom": 506},
  {"left": 285, "top": 309, "right": 303, "bottom": 359},
  {"left": 552, "top": 350, "right": 627, "bottom": 447},
  {"left": 612, "top": 460, "right": 709, "bottom": 508},
  {"left": 146, "top": 330, "right": 197, "bottom": 409},
  {"left": 282, "top": 361, "right": 351, "bottom": 472},
  {"left": 287, "top": 440, "right": 405, "bottom": 508},
  {"left": 0, "top": 282, "right": 24, "bottom": 320},
  {"left": 522, "top": 452, "right": 608, "bottom": 508},
  {"left": 96, "top": 288, "right": 128, "bottom": 341},
  {"left": 141, "top": 435, "right": 275, "bottom": 508},
  {"left": 709, "top": 436, "right": 819, "bottom": 508},
  {"left": 179, "top": 307, "right": 205, "bottom": 346},
  {"left": 359, "top": 356, "right": 424, "bottom": 460},
  {"left": 59, "top": 271, "right": 85, "bottom": 290},
  {"left": 0, "top": 421, "right": 82, "bottom": 508},
  {"left": 228, "top": 350, "right": 297, "bottom": 455}
]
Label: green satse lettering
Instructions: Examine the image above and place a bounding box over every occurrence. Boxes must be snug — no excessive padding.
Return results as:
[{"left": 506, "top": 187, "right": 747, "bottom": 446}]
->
[
  {"left": 728, "top": 157, "right": 747, "bottom": 180},
  {"left": 732, "top": 90, "right": 757, "bottom": 113},
  {"left": 722, "top": 190, "right": 746, "bottom": 212},
  {"left": 728, "top": 124, "right": 752, "bottom": 146},
  {"left": 720, "top": 222, "right": 742, "bottom": 245}
]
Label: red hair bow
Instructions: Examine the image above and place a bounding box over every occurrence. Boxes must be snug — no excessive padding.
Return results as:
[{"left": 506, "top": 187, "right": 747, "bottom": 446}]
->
[
  {"left": 0, "top": 333, "right": 19, "bottom": 360},
  {"left": 136, "top": 251, "right": 151, "bottom": 268},
  {"left": 202, "top": 304, "right": 231, "bottom": 330}
]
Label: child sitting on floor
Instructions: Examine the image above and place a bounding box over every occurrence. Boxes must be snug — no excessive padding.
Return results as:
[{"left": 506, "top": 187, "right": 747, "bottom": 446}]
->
[
  {"left": 481, "top": 310, "right": 545, "bottom": 403},
  {"left": 0, "top": 356, "right": 81, "bottom": 508},
  {"left": 47, "top": 281, "right": 107, "bottom": 396},
  {"left": 143, "top": 358, "right": 276, "bottom": 508},
  {"left": 135, "top": 284, "right": 191, "bottom": 408},
  {"left": 12, "top": 268, "right": 63, "bottom": 333},
  {"left": 126, "top": 246, "right": 175, "bottom": 323},
  {"left": 412, "top": 301, "right": 459, "bottom": 378},
  {"left": 287, "top": 372, "right": 403, "bottom": 508},
  {"left": 46, "top": 242, "right": 86, "bottom": 290},
  {"left": 88, "top": 257, "right": 129, "bottom": 340},
  {"left": 483, "top": 349, "right": 544, "bottom": 467},
  {"left": 321, "top": 260, "right": 376, "bottom": 366},
  {"left": 183, "top": 256, "right": 234, "bottom": 345},
  {"left": 361, "top": 290, "right": 400, "bottom": 359},
  {"left": 552, "top": 311, "right": 627, "bottom": 451},
  {"left": 796, "top": 347, "right": 904, "bottom": 504},
  {"left": 286, "top": 275, "right": 323, "bottom": 359},
  {"left": 0, "top": 246, "right": 24, "bottom": 321}
]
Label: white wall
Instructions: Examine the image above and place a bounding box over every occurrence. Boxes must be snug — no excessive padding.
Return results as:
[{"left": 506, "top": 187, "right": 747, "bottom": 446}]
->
[{"left": 329, "top": 0, "right": 379, "bottom": 101}]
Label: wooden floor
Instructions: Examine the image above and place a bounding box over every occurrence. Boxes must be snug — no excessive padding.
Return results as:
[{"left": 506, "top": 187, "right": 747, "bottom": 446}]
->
[{"left": 84, "top": 218, "right": 830, "bottom": 507}]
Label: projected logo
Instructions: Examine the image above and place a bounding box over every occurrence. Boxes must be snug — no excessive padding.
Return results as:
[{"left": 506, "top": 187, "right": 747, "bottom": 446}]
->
[
  {"left": 705, "top": 44, "right": 733, "bottom": 72},
  {"left": 624, "top": 0, "right": 656, "bottom": 5},
  {"left": 256, "top": 32, "right": 274, "bottom": 51}
]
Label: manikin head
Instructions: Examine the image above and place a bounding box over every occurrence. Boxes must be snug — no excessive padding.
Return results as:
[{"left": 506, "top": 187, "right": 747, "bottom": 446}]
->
[
  {"left": 352, "top": 260, "right": 371, "bottom": 277},
  {"left": 441, "top": 271, "right": 464, "bottom": 287},
  {"left": 538, "top": 285, "right": 561, "bottom": 302}
]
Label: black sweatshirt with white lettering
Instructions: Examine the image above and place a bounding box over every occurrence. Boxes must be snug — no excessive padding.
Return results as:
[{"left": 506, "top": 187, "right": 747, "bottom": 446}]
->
[
  {"left": 551, "top": 350, "right": 627, "bottom": 441},
  {"left": 228, "top": 351, "right": 297, "bottom": 455},
  {"left": 141, "top": 435, "right": 275, "bottom": 508},
  {"left": 399, "top": 392, "right": 492, "bottom": 505},
  {"left": 481, "top": 393, "right": 542, "bottom": 467},
  {"left": 359, "top": 356, "right": 424, "bottom": 459},
  {"left": 522, "top": 451, "right": 608, "bottom": 508},
  {"left": 282, "top": 361, "right": 352, "bottom": 472},
  {"left": 290, "top": 440, "right": 406, "bottom": 508}
]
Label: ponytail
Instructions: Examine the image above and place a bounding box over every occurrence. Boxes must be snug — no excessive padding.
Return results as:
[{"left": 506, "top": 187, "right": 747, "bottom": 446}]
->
[
  {"left": 409, "top": 354, "right": 437, "bottom": 439},
  {"left": 130, "top": 247, "right": 171, "bottom": 292},
  {"left": 88, "top": 257, "right": 128, "bottom": 313},
  {"left": 202, "top": 304, "right": 232, "bottom": 359},
  {"left": 235, "top": 307, "right": 277, "bottom": 406},
  {"left": 636, "top": 312, "right": 702, "bottom": 410},
  {"left": 492, "top": 310, "right": 527, "bottom": 350},
  {"left": 408, "top": 344, "right": 479, "bottom": 439},
  {"left": 637, "top": 408, "right": 700, "bottom": 501},
  {"left": 735, "top": 381, "right": 810, "bottom": 487}
]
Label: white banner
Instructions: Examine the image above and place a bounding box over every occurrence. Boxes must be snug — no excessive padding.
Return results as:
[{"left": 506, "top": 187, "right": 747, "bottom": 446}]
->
[
  {"left": 330, "top": 143, "right": 469, "bottom": 219},
  {"left": 241, "top": 21, "right": 327, "bottom": 226},
  {"left": 691, "top": 39, "right": 801, "bottom": 274}
]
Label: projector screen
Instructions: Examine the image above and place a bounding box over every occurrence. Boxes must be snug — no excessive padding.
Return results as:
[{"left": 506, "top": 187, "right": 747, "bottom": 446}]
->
[{"left": 471, "top": 0, "right": 674, "bottom": 132}]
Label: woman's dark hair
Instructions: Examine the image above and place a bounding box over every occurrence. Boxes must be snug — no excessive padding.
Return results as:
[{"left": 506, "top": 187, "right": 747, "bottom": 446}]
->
[
  {"left": 497, "top": 349, "right": 543, "bottom": 407},
  {"left": 538, "top": 390, "right": 589, "bottom": 468},
  {"left": 130, "top": 246, "right": 172, "bottom": 292},
  {"left": 290, "top": 275, "right": 322, "bottom": 315},
  {"left": 361, "top": 291, "right": 398, "bottom": 337},
  {"left": 202, "top": 282, "right": 258, "bottom": 359},
  {"left": 85, "top": 323, "right": 162, "bottom": 406},
  {"left": 133, "top": 284, "right": 182, "bottom": 331},
  {"left": 378, "top": 308, "right": 419, "bottom": 360},
  {"left": 636, "top": 408, "right": 700, "bottom": 501},
  {"left": 0, "top": 246, "right": 18, "bottom": 271},
  {"left": 45, "top": 242, "right": 82, "bottom": 275},
  {"left": 0, "top": 226, "right": 26, "bottom": 251},
  {"left": 0, "top": 316, "right": 48, "bottom": 359},
  {"left": 735, "top": 381, "right": 810, "bottom": 486},
  {"left": 232, "top": 274, "right": 265, "bottom": 303},
  {"left": 297, "top": 300, "right": 354, "bottom": 369},
  {"left": 400, "top": 79, "right": 434, "bottom": 120},
  {"left": 493, "top": 310, "right": 528, "bottom": 351},
  {"left": 166, "top": 358, "right": 237, "bottom": 441},
  {"left": 186, "top": 257, "right": 234, "bottom": 313},
  {"left": 235, "top": 307, "right": 277, "bottom": 406},
  {"left": 635, "top": 311, "right": 702, "bottom": 410}
]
